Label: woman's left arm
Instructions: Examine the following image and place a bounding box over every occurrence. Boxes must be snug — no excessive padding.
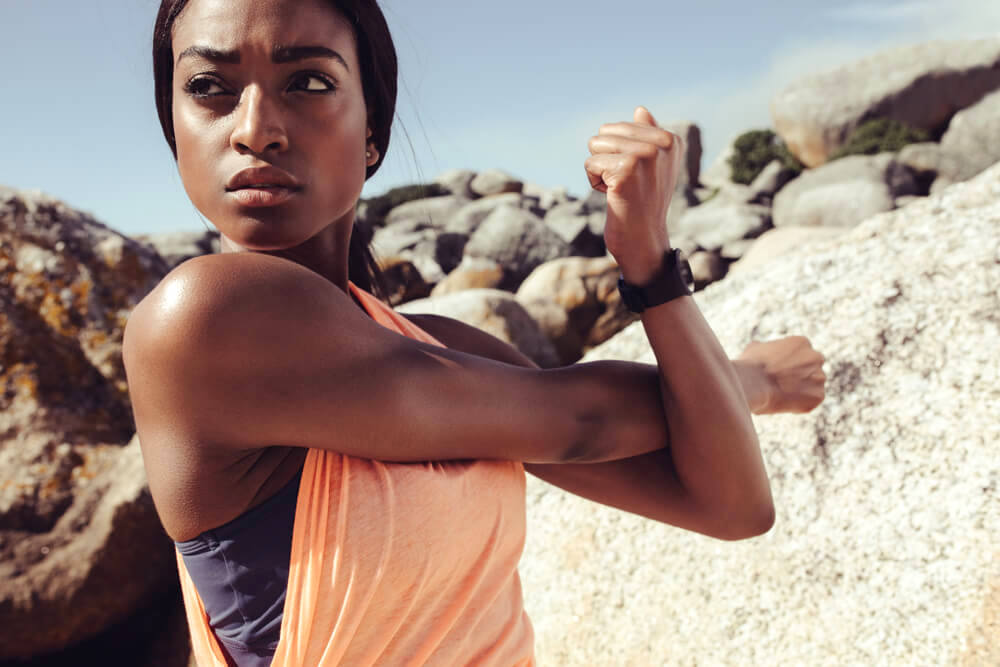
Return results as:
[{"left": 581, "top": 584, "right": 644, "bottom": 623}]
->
[{"left": 405, "top": 314, "right": 825, "bottom": 540}]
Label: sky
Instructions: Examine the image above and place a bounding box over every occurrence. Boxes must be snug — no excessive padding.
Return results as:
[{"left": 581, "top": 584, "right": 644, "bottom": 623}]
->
[{"left": 1, "top": 0, "right": 999, "bottom": 237}]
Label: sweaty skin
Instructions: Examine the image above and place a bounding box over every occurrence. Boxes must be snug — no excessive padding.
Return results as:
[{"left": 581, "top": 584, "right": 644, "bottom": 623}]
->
[{"left": 124, "top": 0, "right": 826, "bottom": 546}]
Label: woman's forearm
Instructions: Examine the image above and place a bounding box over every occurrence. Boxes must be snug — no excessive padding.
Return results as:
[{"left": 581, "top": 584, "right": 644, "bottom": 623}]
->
[{"left": 641, "top": 294, "right": 774, "bottom": 530}]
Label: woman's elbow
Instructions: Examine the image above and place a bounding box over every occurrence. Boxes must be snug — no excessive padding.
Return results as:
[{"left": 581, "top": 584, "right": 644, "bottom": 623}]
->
[{"left": 709, "top": 501, "right": 776, "bottom": 541}]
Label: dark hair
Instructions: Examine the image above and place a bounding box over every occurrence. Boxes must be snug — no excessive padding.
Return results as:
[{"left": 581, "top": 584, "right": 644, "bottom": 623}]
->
[{"left": 152, "top": 0, "right": 394, "bottom": 297}]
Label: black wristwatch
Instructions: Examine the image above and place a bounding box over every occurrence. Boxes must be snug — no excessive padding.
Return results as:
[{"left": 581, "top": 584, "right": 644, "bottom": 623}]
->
[{"left": 617, "top": 248, "right": 695, "bottom": 313}]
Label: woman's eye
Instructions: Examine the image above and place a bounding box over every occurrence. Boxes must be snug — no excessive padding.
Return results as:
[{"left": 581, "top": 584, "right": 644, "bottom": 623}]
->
[
  {"left": 185, "top": 77, "right": 227, "bottom": 97},
  {"left": 290, "top": 73, "right": 335, "bottom": 93}
]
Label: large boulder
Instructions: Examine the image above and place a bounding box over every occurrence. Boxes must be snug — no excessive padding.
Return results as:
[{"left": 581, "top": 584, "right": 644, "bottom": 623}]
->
[
  {"left": 463, "top": 205, "right": 571, "bottom": 290},
  {"left": 0, "top": 187, "right": 176, "bottom": 659},
  {"left": 430, "top": 256, "right": 504, "bottom": 297},
  {"left": 397, "top": 289, "right": 559, "bottom": 368},
  {"left": 445, "top": 193, "right": 525, "bottom": 237},
  {"left": 469, "top": 169, "right": 523, "bottom": 197},
  {"left": 700, "top": 135, "right": 738, "bottom": 189},
  {"left": 433, "top": 168, "right": 477, "bottom": 199},
  {"left": 728, "top": 226, "right": 848, "bottom": 276},
  {"left": 519, "top": 165, "right": 1000, "bottom": 665},
  {"left": 134, "top": 230, "right": 219, "bottom": 271},
  {"left": 515, "top": 256, "right": 636, "bottom": 365},
  {"left": 933, "top": 87, "right": 1000, "bottom": 191},
  {"left": 383, "top": 194, "right": 471, "bottom": 229},
  {"left": 673, "top": 201, "right": 772, "bottom": 252},
  {"left": 662, "top": 121, "right": 703, "bottom": 189},
  {"left": 771, "top": 37, "right": 1000, "bottom": 167},
  {"left": 772, "top": 153, "right": 916, "bottom": 228}
]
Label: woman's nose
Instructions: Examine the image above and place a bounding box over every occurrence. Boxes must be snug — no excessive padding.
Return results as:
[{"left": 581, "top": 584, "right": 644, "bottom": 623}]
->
[{"left": 229, "top": 86, "right": 289, "bottom": 155}]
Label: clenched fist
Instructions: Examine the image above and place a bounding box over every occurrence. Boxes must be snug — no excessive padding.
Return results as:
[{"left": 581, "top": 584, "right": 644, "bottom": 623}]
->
[
  {"left": 738, "top": 336, "right": 827, "bottom": 415},
  {"left": 585, "top": 106, "right": 684, "bottom": 285}
]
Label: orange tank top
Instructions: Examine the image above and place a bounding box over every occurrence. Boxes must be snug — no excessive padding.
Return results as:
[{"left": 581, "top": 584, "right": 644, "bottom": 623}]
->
[{"left": 176, "top": 283, "right": 535, "bottom": 666}]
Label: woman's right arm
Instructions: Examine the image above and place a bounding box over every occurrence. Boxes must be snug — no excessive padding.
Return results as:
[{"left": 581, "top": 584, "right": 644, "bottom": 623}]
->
[{"left": 122, "top": 251, "right": 671, "bottom": 465}]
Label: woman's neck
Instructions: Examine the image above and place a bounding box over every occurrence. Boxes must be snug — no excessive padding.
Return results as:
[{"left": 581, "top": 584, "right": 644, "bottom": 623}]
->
[{"left": 218, "top": 222, "right": 352, "bottom": 292}]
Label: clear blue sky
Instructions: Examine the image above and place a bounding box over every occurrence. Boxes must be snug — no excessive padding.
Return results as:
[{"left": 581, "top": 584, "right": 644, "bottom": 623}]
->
[{"left": 1, "top": 0, "right": 997, "bottom": 237}]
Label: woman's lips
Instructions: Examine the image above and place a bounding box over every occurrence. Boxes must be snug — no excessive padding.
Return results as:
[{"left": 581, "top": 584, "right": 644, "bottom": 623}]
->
[{"left": 228, "top": 186, "right": 299, "bottom": 208}]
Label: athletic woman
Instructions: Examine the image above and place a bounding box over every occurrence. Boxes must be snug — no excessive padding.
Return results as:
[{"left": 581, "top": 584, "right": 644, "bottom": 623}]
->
[{"left": 123, "top": 0, "right": 827, "bottom": 664}]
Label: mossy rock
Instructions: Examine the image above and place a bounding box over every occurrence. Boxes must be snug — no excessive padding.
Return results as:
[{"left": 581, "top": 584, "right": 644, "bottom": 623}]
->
[
  {"left": 829, "top": 118, "right": 930, "bottom": 161},
  {"left": 728, "top": 130, "right": 803, "bottom": 185}
]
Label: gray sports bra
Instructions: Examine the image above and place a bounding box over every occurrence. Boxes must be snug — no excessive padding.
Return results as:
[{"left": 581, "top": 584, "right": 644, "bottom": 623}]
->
[{"left": 175, "top": 468, "right": 302, "bottom": 667}]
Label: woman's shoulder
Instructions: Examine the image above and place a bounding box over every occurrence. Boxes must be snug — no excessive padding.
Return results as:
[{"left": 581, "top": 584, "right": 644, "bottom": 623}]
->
[
  {"left": 133, "top": 253, "right": 326, "bottom": 319},
  {"left": 126, "top": 253, "right": 339, "bottom": 364}
]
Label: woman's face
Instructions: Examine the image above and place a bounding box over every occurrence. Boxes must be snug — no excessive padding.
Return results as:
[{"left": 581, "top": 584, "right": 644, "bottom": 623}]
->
[{"left": 171, "top": 0, "right": 376, "bottom": 250}]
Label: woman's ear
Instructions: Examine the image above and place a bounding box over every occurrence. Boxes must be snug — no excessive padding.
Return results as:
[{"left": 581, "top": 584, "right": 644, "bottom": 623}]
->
[{"left": 365, "top": 126, "right": 379, "bottom": 166}]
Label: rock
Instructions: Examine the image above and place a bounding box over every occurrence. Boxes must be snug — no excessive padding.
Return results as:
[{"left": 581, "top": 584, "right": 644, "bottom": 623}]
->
[
  {"left": 357, "top": 183, "right": 449, "bottom": 229},
  {"left": 398, "top": 246, "right": 446, "bottom": 286},
  {"left": 445, "top": 193, "right": 525, "bottom": 237},
  {"left": 772, "top": 154, "right": 915, "bottom": 228},
  {"left": 397, "top": 289, "right": 559, "bottom": 368},
  {"left": 463, "top": 205, "right": 571, "bottom": 290},
  {"left": 521, "top": 183, "right": 571, "bottom": 212},
  {"left": 747, "top": 160, "right": 798, "bottom": 205},
  {"left": 718, "top": 238, "right": 757, "bottom": 261},
  {"left": 520, "top": 163, "right": 1000, "bottom": 666},
  {"left": 896, "top": 142, "right": 943, "bottom": 195},
  {"left": 17, "top": 588, "right": 191, "bottom": 667},
  {"left": 687, "top": 250, "right": 727, "bottom": 288},
  {"left": 517, "top": 298, "right": 572, "bottom": 363},
  {"left": 469, "top": 169, "right": 523, "bottom": 197},
  {"left": 894, "top": 195, "right": 925, "bottom": 209},
  {"left": 771, "top": 37, "right": 1000, "bottom": 166},
  {"left": 0, "top": 188, "right": 174, "bottom": 659},
  {"left": 433, "top": 168, "right": 477, "bottom": 199},
  {"left": 0, "top": 435, "right": 177, "bottom": 661},
  {"left": 543, "top": 203, "right": 606, "bottom": 258},
  {"left": 384, "top": 194, "right": 470, "bottom": 229},
  {"left": 674, "top": 201, "right": 772, "bottom": 252},
  {"left": 431, "top": 256, "right": 504, "bottom": 296},
  {"left": 134, "top": 230, "right": 219, "bottom": 270},
  {"left": 777, "top": 180, "right": 895, "bottom": 229},
  {"left": 727, "top": 226, "right": 848, "bottom": 276},
  {"left": 700, "top": 136, "right": 738, "bottom": 189},
  {"left": 371, "top": 225, "right": 432, "bottom": 258},
  {"left": 379, "top": 256, "right": 432, "bottom": 306},
  {"left": 432, "top": 232, "right": 469, "bottom": 274},
  {"left": 663, "top": 121, "right": 703, "bottom": 188},
  {"left": 515, "top": 257, "right": 636, "bottom": 364},
  {"left": 936, "top": 87, "right": 1000, "bottom": 185}
]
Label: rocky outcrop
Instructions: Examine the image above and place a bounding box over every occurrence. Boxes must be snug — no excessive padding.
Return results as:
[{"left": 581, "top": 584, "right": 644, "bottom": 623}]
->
[
  {"left": 519, "top": 165, "right": 1000, "bottom": 666},
  {"left": 0, "top": 188, "right": 175, "bottom": 660},
  {"left": 772, "top": 153, "right": 917, "bottom": 228},
  {"left": 470, "top": 169, "right": 523, "bottom": 197},
  {"left": 515, "top": 257, "right": 635, "bottom": 365},
  {"left": 934, "top": 87, "right": 1000, "bottom": 192},
  {"left": 727, "top": 226, "right": 848, "bottom": 276},
  {"left": 662, "top": 121, "right": 703, "bottom": 189},
  {"left": 771, "top": 37, "right": 1000, "bottom": 166},
  {"left": 463, "top": 205, "right": 571, "bottom": 290},
  {"left": 134, "top": 230, "right": 219, "bottom": 271}
]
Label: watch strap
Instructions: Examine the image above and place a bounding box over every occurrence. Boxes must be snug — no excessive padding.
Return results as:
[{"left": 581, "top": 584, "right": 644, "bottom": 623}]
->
[{"left": 617, "top": 248, "right": 694, "bottom": 313}]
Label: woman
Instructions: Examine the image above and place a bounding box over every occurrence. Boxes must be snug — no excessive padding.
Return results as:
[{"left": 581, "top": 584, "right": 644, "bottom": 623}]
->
[{"left": 124, "top": 0, "right": 826, "bottom": 664}]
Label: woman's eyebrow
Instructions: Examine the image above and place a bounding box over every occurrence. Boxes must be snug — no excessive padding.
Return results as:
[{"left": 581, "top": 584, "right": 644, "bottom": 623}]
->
[{"left": 175, "top": 44, "right": 349, "bottom": 71}]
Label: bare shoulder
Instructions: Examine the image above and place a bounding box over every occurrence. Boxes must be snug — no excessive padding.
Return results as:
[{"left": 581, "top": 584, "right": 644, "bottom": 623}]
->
[{"left": 128, "top": 253, "right": 332, "bottom": 340}]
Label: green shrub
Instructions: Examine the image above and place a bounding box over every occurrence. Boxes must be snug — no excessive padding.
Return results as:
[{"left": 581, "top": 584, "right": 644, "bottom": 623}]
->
[
  {"left": 829, "top": 118, "right": 930, "bottom": 161},
  {"left": 728, "top": 130, "right": 803, "bottom": 185}
]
